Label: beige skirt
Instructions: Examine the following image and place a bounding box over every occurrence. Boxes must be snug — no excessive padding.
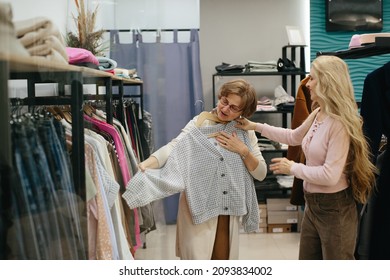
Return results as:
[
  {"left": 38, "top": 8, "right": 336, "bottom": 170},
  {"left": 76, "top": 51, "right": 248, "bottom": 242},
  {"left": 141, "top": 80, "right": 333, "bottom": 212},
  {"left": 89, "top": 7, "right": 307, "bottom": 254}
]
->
[{"left": 175, "top": 192, "right": 240, "bottom": 260}]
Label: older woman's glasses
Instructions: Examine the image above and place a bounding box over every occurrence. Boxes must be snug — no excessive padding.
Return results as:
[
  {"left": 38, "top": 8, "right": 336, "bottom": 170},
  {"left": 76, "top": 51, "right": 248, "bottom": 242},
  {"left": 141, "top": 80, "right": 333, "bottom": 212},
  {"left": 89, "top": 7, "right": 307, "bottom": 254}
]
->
[{"left": 219, "top": 96, "right": 242, "bottom": 113}]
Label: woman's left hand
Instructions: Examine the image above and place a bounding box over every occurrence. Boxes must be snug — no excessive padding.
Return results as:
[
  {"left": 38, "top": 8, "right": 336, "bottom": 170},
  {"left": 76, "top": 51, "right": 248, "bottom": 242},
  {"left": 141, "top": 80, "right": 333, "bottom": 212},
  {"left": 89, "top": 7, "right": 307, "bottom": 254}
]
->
[
  {"left": 269, "top": 157, "right": 294, "bottom": 175},
  {"left": 216, "top": 131, "right": 247, "bottom": 155}
]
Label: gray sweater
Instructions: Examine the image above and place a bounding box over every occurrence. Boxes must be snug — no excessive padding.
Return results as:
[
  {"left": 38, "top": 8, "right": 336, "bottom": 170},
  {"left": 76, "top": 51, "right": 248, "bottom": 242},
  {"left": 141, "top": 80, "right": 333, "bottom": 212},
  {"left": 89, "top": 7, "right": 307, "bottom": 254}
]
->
[{"left": 122, "top": 121, "right": 260, "bottom": 232}]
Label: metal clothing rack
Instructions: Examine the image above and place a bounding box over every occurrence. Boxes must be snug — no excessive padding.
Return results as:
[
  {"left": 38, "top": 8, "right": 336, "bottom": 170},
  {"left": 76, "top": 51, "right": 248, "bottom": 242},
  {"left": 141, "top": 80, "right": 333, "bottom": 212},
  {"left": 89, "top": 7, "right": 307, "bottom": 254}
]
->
[
  {"left": 316, "top": 37, "right": 390, "bottom": 59},
  {"left": 0, "top": 52, "right": 150, "bottom": 259},
  {"left": 317, "top": 39, "right": 390, "bottom": 260},
  {"left": 11, "top": 72, "right": 86, "bottom": 197},
  {"left": 111, "top": 77, "right": 145, "bottom": 160},
  {"left": 105, "top": 28, "right": 199, "bottom": 33}
]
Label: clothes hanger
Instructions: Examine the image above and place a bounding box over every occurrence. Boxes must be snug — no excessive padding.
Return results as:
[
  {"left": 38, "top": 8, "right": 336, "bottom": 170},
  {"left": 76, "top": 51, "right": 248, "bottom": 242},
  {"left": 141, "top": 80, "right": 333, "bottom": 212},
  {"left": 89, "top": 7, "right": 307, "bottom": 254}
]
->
[
  {"left": 195, "top": 111, "right": 225, "bottom": 127},
  {"left": 83, "top": 103, "right": 96, "bottom": 117},
  {"left": 195, "top": 110, "right": 228, "bottom": 138},
  {"left": 46, "top": 106, "right": 63, "bottom": 121},
  {"left": 55, "top": 105, "right": 72, "bottom": 124}
]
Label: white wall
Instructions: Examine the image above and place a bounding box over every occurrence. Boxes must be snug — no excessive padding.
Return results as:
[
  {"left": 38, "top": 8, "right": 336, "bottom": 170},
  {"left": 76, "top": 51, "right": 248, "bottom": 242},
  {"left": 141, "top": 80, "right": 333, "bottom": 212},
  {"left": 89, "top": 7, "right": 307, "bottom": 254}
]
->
[
  {"left": 107, "top": 0, "right": 199, "bottom": 30},
  {"left": 7, "top": 0, "right": 309, "bottom": 110},
  {"left": 200, "top": 0, "right": 309, "bottom": 110},
  {"left": 10, "top": 0, "right": 69, "bottom": 33}
]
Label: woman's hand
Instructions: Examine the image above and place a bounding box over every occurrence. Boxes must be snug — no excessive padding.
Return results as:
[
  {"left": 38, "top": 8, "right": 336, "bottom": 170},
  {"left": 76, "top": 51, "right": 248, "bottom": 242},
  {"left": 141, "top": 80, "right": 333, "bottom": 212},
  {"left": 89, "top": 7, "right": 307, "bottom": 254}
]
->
[
  {"left": 235, "top": 117, "right": 257, "bottom": 131},
  {"left": 138, "top": 156, "right": 159, "bottom": 172},
  {"left": 269, "top": 157, "right": 294, "bottom": 175},
  {"left": 216, "top": 131, "right": 249, "bottom": 157}
]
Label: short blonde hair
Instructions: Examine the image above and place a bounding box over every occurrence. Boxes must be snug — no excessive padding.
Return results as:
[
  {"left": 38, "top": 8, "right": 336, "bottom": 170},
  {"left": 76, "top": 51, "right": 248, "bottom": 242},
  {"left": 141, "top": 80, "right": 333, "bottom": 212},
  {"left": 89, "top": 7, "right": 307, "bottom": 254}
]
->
[{"left": 217, "top": 79, "right": 257, "bottom": 118}]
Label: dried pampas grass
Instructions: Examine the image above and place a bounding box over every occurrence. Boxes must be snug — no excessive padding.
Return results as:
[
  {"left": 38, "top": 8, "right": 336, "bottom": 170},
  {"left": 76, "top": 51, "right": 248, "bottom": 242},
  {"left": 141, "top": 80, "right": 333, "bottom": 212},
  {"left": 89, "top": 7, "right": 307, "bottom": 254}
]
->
[{"left": 66, "top": 0, "right": 107, "bottom": 56}]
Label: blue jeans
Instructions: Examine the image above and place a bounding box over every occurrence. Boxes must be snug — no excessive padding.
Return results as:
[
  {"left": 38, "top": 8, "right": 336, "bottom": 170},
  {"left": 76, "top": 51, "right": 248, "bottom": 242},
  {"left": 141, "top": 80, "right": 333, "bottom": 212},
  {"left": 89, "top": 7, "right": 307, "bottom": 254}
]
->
[
  {"left": 12, "top": 124, "right": 48, "bottom": 259},
  {"left": 37, "top": 119, "right": 86, "bottom": 259},
  {"left": 10, "top": 118, "right": 86, "bottom": 259}
]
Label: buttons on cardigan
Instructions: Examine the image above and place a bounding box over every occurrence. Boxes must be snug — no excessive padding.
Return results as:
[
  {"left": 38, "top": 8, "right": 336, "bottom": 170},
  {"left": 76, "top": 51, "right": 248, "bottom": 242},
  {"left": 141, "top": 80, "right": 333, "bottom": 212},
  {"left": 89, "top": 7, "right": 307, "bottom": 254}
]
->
[
  {"left": 223, "top": 191, "right": 228, "bottom": 195},
  {"left": 221, "top": 173, "right": 225, "bottom": 177},
  {"left": 224, "top": 207, "right": 228, "bottom": 211},
  {"left": 220, "top": 157, "right": 224, "bottom": 161}
]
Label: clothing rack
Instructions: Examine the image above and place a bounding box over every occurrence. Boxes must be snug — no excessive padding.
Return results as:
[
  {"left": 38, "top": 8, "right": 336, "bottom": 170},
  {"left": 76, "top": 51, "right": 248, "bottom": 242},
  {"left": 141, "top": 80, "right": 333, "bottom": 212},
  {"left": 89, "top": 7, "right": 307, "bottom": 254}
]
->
[
  {"left": 112, "top": 78, "right": 144, "bottom": 123},
  {"left": 8, "top": 66, "right": 86, "bottom": 199},
  {"left": 316, "top": 37, "right": 390, "bottom": 59},
  {"left": 83, "top": 76, "right": 113, "bottom": 125},
  {"left": 112, "top": 78, "right": 145, "bottom": 160},
  {"left": 318, "top": 42, "right": 390, "bottom": 260},
  {"left": 105, "top": 28, "right": 199, "bottom": 33},
  {"left": 1, "top": 53, "right": 151, "bottom": 259}
]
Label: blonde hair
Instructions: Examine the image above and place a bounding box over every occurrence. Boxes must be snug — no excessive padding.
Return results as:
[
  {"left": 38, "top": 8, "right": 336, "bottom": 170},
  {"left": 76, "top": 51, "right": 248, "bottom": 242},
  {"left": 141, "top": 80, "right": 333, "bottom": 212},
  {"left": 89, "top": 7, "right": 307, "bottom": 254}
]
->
[
  {"left": 311, "top": 55, "right": 377, "bottom": 204},
  {"left": 218, "top": 79, "right": 257, "bottom": 118}
]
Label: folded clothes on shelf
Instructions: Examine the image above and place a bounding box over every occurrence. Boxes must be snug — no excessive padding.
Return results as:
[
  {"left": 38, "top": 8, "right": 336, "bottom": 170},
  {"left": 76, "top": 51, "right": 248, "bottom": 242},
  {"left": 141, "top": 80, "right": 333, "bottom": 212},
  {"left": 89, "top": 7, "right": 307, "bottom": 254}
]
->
[
  {"left": 276, "top": 175, "right": 294, "bottom": 188},
  {"left": 215, "top": 62, "right": 245, "bottom": 73},
  {"left": 246, "top": 60, "right": 277, "bottom": 72},
  {"left": 274, "top": 85, "right": 295, "bottom": 106}
]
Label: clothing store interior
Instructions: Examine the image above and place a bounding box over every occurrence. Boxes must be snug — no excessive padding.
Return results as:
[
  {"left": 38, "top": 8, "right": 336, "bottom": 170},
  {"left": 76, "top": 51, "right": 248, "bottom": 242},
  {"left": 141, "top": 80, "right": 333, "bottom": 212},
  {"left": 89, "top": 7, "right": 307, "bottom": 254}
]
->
[{"left": 0, "top": 0, "right": 389, "bottom": 261}]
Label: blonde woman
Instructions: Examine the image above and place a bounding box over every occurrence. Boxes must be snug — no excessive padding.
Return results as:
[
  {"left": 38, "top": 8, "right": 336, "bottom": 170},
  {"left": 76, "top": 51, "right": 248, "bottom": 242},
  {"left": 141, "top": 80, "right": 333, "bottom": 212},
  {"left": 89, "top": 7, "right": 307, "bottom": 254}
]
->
[{"left": 233, "top": 55, "right": 376, "bottom": 259}]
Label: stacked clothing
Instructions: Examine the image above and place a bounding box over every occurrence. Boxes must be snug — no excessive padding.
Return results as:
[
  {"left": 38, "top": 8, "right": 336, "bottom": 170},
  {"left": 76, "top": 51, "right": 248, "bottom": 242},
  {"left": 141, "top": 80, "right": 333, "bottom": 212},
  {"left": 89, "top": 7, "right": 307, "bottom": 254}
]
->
[
  {"left": 114, "top": 68, "right": 140, "bottom": 80},
  {"left": 215, "top": 62, "right": 245, "bottom": 73},
  {"left": 66, "top": 47, "right": 99, "bottom": 69},
  {"left": 14, "top": 17, "right": 68, "bottom": 64},
  {"left": 97, "top": 56, "right": 118, "bottom": 72},
  {"left": 0, "top": 2, "right": 29, "bottom": 57},
  {"left": 274, "top": 85, "right": 295, "bottom": 111},
  {"left": 256, "top": 96, "right": 276, "bottom": 111},
  {"left": 246, "top": 60, "right": 277, "bottom": 72}
]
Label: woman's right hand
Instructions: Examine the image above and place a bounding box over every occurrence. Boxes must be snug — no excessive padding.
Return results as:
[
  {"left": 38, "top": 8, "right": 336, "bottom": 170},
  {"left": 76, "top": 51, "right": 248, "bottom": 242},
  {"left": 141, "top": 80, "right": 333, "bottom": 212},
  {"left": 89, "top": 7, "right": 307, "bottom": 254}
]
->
[
  {"left": 235, "top": 117, "right": 257, "bottom": 131},
  {"left": 137, "top": 156, "right": 159, "bottom": 172}
]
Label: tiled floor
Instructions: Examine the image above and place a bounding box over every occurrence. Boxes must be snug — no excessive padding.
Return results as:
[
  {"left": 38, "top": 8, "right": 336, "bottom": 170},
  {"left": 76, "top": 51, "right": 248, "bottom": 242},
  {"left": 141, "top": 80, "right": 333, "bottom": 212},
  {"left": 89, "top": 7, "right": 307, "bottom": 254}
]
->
[{"left": 134, "top": 222, "right": 300, "bottom": 260}]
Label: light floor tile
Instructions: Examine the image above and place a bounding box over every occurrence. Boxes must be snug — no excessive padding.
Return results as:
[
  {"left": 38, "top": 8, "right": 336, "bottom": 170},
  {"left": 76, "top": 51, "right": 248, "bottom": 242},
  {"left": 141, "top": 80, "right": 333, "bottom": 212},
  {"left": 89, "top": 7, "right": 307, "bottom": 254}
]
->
[{"left": 134, "top": 223, "right": 300, "bottom": 260}]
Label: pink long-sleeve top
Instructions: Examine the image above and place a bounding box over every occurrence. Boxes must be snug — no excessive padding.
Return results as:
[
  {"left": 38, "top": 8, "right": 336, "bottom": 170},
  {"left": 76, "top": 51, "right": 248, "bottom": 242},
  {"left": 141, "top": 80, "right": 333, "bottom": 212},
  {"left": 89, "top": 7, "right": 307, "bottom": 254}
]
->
[{"left": 257, "top": 110, "right": 350, "bottom": 194}]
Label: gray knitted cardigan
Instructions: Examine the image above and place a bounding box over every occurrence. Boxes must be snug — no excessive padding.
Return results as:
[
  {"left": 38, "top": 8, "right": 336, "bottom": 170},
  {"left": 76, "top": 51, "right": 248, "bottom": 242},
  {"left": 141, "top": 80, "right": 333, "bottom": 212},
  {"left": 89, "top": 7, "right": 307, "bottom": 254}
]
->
[{"left": 122, "top": 121, "right": 259, "bottom": 232}]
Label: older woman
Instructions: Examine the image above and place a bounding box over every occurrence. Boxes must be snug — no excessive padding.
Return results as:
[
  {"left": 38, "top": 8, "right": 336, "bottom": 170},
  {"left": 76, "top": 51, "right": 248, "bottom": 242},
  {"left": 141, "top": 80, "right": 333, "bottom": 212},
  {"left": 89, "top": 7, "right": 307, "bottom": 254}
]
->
[{"left": 123, "top": 79, "right": 267, "bottom": 260}]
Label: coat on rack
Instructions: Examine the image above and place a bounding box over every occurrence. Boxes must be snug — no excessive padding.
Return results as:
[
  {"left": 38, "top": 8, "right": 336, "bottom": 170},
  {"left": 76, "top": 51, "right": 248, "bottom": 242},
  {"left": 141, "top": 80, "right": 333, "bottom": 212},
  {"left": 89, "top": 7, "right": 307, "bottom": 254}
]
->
[{"left": 286, "top": 76, "right": 314, "bottom": 205}]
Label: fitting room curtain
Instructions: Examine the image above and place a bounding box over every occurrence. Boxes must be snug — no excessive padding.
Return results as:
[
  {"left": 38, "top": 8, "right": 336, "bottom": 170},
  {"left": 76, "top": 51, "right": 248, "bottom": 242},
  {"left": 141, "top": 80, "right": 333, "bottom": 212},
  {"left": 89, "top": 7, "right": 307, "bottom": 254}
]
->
[{"left": 109, "top": 29, "right": 204, "bottom": 150}]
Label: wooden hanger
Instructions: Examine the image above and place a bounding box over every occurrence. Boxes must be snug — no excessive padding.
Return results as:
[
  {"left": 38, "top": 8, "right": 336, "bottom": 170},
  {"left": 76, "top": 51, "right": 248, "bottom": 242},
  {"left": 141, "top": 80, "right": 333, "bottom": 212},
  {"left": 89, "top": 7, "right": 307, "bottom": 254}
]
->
[
  {"left": 55, "top": 105, "right": 72, "bottom": 124},
  {"left": 83, "top": 103, "right": 96, "bottom": 117},
  {"left": 195, "top": 111, "right": 228, "bottom": 138},
  {"left": 195, "top": 111, "right": 226, "bottom": 127},
  {"left": 46, "top": 106, "right": 63, "bottom": 121}
]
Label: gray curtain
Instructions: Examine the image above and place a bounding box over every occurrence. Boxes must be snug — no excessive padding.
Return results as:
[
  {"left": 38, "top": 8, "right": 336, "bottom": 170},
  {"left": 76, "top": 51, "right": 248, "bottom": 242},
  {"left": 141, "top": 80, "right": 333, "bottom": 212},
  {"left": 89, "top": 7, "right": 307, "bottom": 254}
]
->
[{"left": 110, "top": 29, "right": 204, "bottom": 150}]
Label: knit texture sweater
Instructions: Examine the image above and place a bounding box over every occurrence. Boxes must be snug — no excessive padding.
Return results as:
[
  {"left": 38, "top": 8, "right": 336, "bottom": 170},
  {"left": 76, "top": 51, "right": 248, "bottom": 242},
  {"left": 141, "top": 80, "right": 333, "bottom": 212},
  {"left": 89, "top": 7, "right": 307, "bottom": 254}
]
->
[{"left": 122, "top": 121, "right": 260, "bottom": 232}]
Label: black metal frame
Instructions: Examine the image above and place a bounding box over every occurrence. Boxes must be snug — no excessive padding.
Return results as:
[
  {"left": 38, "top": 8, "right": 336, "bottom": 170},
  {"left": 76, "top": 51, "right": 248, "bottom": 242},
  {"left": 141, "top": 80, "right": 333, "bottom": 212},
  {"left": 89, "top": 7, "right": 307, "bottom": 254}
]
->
[{"left": 8, "top": 70, "right": 86, "bottom": 198}]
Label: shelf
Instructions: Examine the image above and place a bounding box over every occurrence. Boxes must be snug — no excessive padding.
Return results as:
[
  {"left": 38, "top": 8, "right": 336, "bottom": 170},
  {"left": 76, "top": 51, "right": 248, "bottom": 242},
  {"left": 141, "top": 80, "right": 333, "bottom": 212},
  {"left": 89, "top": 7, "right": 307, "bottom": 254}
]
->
[
  {"left": 254, "top": 108, "right": 294, "bottom": 114},
  {"left": 260, "top": 149, "right": 288, "bottom": 153},
  {"left": 254, "top": 176, "right": 292, "bottom": 203},
  {"left": 317, "top": 43, "right": 390, "bottom": 59},
  {"left": 211, "top": 46, "right": 306, "bottom": 203},
  {"left": 213, "top": 70, "right": 306, "bottom": 77},
  {"left": 212, "top": 46, "right": 306, "bottom": 107}
]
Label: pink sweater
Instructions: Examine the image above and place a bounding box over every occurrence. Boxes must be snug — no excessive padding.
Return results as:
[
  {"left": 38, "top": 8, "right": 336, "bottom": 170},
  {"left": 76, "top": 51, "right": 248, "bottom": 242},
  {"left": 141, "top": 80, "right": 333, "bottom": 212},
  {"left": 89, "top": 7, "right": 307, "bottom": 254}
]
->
[{"left": 257, "top": 114, "right": 350, "bottom": 194}]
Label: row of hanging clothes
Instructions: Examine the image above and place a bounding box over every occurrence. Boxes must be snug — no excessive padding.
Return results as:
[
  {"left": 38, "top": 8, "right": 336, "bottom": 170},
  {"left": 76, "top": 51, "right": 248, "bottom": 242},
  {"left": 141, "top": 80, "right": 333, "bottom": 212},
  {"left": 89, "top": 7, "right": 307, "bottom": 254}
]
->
[
  {"left": 357, "top": 61, "right": 390, "bottom": 260},
  {"left": 317, "top": 45, "right": 390, "bottom": 260},
  {"left": 5, "top": 98, "right": 155, "bottom": 260}
]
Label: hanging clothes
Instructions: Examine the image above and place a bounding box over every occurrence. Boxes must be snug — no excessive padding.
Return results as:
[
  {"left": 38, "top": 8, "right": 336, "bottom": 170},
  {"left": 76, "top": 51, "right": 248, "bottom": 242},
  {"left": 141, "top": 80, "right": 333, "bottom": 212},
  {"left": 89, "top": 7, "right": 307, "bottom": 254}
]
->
[
  {"left": 359, "top": 61, "right": 390, "bottom": 260},
  {"left": 8, "top": 114, "right": 86, "bottom": 259},
  {"left": 286, "top": 76, "right": 316, "bottom": 206},
  {"left": 84, "top": 113, "right": 142, "bottom": 251}
]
